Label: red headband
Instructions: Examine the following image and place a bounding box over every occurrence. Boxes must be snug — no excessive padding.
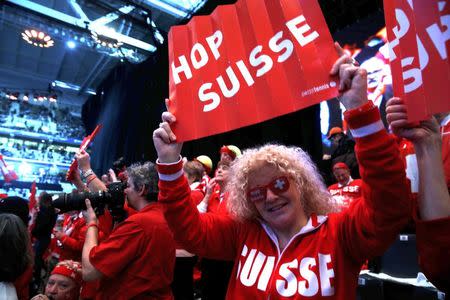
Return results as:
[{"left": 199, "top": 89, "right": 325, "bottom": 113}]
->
[
  {"left": 51, "top": 262, "right": 82, "bottom": 286},
  {"left": 333, "top": 162, "right": 349, "bottom": 171},
  {"left": 220, "top": 146, "right": 236, "bottom": 160}
]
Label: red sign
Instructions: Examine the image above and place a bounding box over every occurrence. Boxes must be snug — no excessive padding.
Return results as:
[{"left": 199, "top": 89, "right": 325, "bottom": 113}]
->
[
  {"left": 384, "top": 0, "right": 450, "bottom": 122},
  {"left": 168, "top": 0, "right": 339, "bottom": 141}
]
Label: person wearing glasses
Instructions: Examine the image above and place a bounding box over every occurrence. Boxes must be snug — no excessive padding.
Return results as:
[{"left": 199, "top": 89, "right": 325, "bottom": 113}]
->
[{"left": 152, "top": 45, "right": 411, "bottom": 299}]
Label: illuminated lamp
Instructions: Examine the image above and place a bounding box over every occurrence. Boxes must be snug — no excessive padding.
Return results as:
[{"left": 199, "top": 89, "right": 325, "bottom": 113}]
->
[
  {"left": 49, "top": 95, "right": 57, "bottom": 102},
  {"left": 91, "top": 30, "right": 123, "bottom": 49},
  {"left": 21, "top": 29, "right": 54, "bottom": 48}
]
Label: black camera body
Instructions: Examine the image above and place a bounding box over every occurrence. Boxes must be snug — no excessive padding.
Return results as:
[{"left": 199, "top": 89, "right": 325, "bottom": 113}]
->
[{"left": 51, "top": 182, "right": 127, "bottom": 221}]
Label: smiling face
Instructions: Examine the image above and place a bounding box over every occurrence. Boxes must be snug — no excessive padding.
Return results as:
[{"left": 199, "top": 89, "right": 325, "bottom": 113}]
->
[
  {"left": 247, "top": 163, "right": 307, "bottom": 237},
  {"left": 333, "top": 168, "right": 350, "bottom": 186}
]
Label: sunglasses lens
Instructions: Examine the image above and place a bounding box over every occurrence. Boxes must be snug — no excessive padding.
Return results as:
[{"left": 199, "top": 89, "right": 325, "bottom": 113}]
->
[
  {"left": 269, "top": 177, "right": 289, "bottom": 194},
  {"left": 247, "top": 187, "right": 266, "bottom": 202}
]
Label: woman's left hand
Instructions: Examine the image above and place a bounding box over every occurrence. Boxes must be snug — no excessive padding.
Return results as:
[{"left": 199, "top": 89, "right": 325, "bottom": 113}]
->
[{"left": 330, "top": 42, "right": 368, "bottom": 110}]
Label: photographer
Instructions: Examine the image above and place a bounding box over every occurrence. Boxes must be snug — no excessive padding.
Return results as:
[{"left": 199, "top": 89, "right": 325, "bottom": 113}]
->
[{"left": 78, "top": 154, "right": 176, "bottom": 299}]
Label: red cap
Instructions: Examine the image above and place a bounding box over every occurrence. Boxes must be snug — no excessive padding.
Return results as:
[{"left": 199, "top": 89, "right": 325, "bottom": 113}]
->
[
  {"left": 332, "top": 162, "right": 349, "bottom": 171},
  {"left": 51, "top": 260, "right": 82, "bottom": 286},
  {"left": 327, "top": 127, "right": 343, "bottom": 139}
]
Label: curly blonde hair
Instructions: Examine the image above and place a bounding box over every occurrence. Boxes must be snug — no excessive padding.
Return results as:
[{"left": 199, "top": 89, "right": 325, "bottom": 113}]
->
[{"left": 226, "top": 144, "right": 336, "bottom": 221}]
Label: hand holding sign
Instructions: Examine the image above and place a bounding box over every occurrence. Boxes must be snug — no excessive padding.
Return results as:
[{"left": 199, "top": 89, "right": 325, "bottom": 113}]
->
[
  {"left": 155, "top": 44, "right": 369, "bottom": 161},
  {"left": 153, "top": 99, "right": 183, "bottom": 164},
  {"left": 331, "top": 43, "right": 369, "bottom": 110}
]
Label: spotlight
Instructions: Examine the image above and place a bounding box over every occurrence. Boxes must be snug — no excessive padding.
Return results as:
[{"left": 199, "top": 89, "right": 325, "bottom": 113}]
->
[
  {"left": 66, "top": 40, "right": 76, "bottom": 49},
  {"left": 49, "top": 95, "right": 57, "bottom": 102},
  {"left": 91, "top": 30, "right": 123, "bottom": 49},
  {"left": 21, "top": 29, "right": 54, "bottom": 48},
  {"left": 8, "top": 92, "right": 19, "bottom": 100}
]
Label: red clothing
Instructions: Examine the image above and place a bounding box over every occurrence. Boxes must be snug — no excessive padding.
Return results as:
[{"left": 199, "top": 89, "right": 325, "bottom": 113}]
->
[
  {"left": 206, "top": 186, "right": 228, "bottom": 215},
  {"left": 13, "top": 265, "right": 33, "bottom": 300},
  {"left": 190, "top": 181, "right": 205, "bottom": 205},
  {"left": 441, "top": 116, "right": 450, "bottom": 188},
  {"left": 58, "top": 213, "right": 87, "bottom": 261},
  {"left": 89, "top": 203, "right": 176, "bottom": 299},
  {"left": 328, "top": 179, "right": 363, "bottom": 209},
  {"left": 416, "top": 216, "right": 450, "bottom": 293},
  {"left": 157, "top": 102, "right": 411, "bottom": 299}
]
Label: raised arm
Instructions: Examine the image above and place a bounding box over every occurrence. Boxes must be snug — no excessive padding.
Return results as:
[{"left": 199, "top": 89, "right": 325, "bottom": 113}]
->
[
  {"left": 386, "top": 97, "right": 450, "bottom": 292},
  {"left": 331, "top": 44, "right": 411, "bottom": 262},
  {"left": 75, "top": 150, "right": 107, "bottom": 192},
  {"left": 153, "top": 102, "right": 238, "bottom": 260}
]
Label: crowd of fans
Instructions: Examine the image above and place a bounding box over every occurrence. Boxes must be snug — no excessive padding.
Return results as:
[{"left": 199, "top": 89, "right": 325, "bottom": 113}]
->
[
  {"left": 0, "top": 100, "right": 85, "bottom": 140},
  {"left": 0, "top": 47, "right": 448, "bottom": 300},
  {"left": 1, "top": 138, "right": 75, "bottom": 165}
]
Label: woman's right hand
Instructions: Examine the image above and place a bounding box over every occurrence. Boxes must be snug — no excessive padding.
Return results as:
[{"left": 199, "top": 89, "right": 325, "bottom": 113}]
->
[{"left": 152, "top": 99, "right": 183, "bottom": 163}]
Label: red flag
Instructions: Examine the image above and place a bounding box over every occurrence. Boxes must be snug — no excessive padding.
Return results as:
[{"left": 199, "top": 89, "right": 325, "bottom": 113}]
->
[
  {"left": 0, "top": 154, "right": 18, "bottom": 183},
  {"left": 29, "top": 181, "right": 37, "bottom": 211},
  {"left": 168, "top": 0, "right": 339, "bottom": 141},
  {"left": 66, "top": 124, "right": 102, "bottom": 181},
  {"left": 384, "top": 0, "right": 450, "bottom": 121}
]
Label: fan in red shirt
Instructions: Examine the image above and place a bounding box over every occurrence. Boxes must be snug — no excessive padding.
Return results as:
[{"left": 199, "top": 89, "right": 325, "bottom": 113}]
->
[
  {"left": 153, "top": 45, "right": 412, "bottom": 299},
  {"left": 386, "top": 97, "right": 450, "bottom": 294},
  {"left": 328, "top": 162, "right": 362, "bottom": 210},
  {"left": 78, "top": 155, "right": 176, "bottom": 300}
]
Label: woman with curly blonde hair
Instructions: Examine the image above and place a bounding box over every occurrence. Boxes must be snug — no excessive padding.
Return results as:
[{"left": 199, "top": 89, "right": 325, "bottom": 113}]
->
[
  {"left": 226, "top": 144, "right": 336, "bottom": 222},
  {"left": 153, "top": 45, "right": 412, "bottom": 299}
]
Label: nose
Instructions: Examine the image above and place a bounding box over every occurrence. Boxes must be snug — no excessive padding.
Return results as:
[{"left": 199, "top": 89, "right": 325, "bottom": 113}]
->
[
  {"left": 47, "top": 284, "right": 57, "bottom": 294},
  {"left": 265, "top": 189, "right": 278, "bottom": 202}
]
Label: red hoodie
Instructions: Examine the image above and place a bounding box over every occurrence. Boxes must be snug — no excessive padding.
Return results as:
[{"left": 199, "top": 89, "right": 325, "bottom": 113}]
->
[{"left": 157, "top": 102, "right": 412, "bottom": 299}]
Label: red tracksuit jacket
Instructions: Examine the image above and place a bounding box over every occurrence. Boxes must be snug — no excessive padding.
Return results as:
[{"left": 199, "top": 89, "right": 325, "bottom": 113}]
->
[{"left": 158, "top": 101, "right": 411, "bottom": 299}]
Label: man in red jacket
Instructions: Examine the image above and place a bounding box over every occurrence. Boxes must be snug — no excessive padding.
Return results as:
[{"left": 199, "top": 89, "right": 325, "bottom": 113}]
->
[
  {"left": 328, "top": 162, "right": 362, "bottom": 210},
  {"left": 80, "top": 160, "right": 176, "bottom": 299}
]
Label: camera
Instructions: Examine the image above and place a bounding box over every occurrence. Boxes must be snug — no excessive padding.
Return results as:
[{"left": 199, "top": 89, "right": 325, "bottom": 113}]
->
[{"left": 50, "top": 181, "right": 127, "bottom": 221}]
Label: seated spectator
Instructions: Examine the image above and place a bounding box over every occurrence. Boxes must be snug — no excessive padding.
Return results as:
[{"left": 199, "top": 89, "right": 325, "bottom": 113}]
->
[
  {"left": 30, "top": 260, "right": 82, "bottom": 300},
  {"left": 328, "top": 162, "right": 362, "bottom": 210},
  {"left": 153, "top": 45, "right": 411, "bottom": 298},
  {"left": 386, "top": 97, "right": 450, "bottom": 293},
  {"left": 0, "top": 214, "right": 32, "bottom": 300}
]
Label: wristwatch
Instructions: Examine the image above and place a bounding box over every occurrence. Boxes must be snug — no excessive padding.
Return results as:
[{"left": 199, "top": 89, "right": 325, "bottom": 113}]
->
[{"left": 81, "top": 169, "right": 94, "bottom": 179}]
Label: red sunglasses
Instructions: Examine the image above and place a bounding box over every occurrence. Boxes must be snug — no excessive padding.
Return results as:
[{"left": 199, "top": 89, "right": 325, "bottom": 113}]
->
[{"left": 247, "top": 176, "right": 290, "bottom": 202}]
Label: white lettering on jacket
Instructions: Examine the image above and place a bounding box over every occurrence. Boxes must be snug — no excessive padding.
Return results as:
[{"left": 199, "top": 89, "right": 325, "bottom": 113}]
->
[{"left": 237, "top": 246, "right": 335, "bottom": 296}]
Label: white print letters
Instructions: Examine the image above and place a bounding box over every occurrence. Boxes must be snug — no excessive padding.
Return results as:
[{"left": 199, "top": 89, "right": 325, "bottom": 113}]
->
[
  {"left": 236, "top": 245, "right": 335, "bottom": 297},
  {"left": 389, "top": 1, "right": 449, "bottom": 93},
  {"left": 171, "top": 14, "right": 319, "bottom": 112}
]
